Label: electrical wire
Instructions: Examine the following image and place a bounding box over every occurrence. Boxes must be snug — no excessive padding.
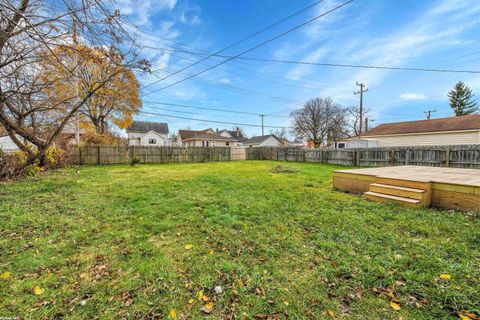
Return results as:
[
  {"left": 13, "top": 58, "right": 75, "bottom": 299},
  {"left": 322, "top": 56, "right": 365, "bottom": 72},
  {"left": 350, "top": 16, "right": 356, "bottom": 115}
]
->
[{"left": 141, "top": 0, "right": 355, "bottom": 96}]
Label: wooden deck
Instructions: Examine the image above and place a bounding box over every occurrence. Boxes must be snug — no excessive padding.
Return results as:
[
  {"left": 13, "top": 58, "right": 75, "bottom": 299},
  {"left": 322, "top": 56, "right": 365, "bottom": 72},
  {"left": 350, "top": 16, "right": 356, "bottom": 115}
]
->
[{"left": 333, "top": 166, "right": 480, "bottom": 212}]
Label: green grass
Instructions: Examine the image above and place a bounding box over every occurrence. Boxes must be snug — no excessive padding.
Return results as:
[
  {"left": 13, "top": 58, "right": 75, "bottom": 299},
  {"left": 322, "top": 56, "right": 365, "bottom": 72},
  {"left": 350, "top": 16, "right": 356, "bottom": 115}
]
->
[{"left": 0, "top": 161, "right": 479, "bottom": 319}]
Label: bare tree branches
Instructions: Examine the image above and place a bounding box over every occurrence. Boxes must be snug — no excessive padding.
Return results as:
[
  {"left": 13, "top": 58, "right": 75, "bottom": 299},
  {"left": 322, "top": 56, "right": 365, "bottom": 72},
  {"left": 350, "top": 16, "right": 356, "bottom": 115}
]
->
[{"left": 290, "top": 97, "right": 346, "bottom": 148}]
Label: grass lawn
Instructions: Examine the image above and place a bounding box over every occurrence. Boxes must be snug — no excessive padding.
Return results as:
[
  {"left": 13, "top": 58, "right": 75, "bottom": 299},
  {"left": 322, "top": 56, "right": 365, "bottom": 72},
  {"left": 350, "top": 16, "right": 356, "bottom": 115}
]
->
[{"left": 1, "top": 161, "right": 479, "bottom": 319}]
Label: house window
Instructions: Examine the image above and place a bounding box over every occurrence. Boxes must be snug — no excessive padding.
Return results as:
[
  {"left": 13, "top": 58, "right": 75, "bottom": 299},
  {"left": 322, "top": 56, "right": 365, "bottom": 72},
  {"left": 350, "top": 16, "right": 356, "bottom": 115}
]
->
[
  {"left": 226, "top": 141, "right": 230, "bottom": 146},
  {"left": 149, "top": 138, "right": 156, "bottom": 144},
  {"left": 337, "top": 142, "right": 346, "bottom": 149}
]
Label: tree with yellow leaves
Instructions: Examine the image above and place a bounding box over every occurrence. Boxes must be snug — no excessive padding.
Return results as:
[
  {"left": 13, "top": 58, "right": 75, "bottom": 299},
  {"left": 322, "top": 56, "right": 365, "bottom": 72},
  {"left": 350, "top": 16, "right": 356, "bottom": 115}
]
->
[{"left": 81, "top": 51, "right": 141, "bottom": 134}]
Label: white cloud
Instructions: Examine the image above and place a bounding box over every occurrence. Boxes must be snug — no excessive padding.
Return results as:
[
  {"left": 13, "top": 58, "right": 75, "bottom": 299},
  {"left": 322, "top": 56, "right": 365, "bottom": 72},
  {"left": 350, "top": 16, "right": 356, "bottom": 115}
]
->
[
  {"left": 116, "top": 0, "right": 178, "bottom": 26},
  {"left": 399, "top": 93, "right": 428, "bottom": 101},
  {"left": 219, "top": 78, "right": 231, "bottom": 84}
]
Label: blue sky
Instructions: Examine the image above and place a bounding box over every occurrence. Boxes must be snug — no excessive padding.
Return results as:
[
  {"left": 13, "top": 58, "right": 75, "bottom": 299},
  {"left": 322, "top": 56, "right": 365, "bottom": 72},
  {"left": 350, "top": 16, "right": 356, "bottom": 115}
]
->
[{"left": 116, "top": 0, "right": 480, "bottom": 137}]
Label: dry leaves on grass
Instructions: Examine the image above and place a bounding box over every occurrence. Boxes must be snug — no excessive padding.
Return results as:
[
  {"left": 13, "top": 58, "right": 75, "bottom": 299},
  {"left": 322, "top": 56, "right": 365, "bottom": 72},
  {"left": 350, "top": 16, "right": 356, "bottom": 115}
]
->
[
  {"left": 459, "top": 311, "right": 480, "bottom": 320},
  {"left": 0, "top": 271, "right": 12, "bottom": 279},
  {"left": 168, "top": 308, "right": 177, "bottom": 319},
  {"left": 390, "top": 302, "right": 401, "bottom": 311},
  {"left": 439, "top": 274, "right": 452, "bottom": 281},
  {"left": 185, "top": 244, "right": 193, "bottom": 250},
  {"left": 33, "top": 286, "right": 45, "bottom": 295},
  {"left": 201, "top": 301, "right": 215, "bottom": 314}
]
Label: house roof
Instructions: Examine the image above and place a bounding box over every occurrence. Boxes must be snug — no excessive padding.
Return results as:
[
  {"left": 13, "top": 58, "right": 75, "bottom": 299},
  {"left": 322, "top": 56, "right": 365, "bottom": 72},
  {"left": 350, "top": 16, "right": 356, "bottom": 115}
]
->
[
  {"left": 127, "top": 121, "right": 169, "bottom": 134},
  {"left": 219, "top": 129, "right": 245, "bottom": 139},
  {"left": 363, "top": 114, "right": 480, "bottom": 136},
  {"left": 244, "top": 134, "right": 280, "bottom": 145},
  {"left": 179, "top": 129, "right": 237, "bottom": 141}
]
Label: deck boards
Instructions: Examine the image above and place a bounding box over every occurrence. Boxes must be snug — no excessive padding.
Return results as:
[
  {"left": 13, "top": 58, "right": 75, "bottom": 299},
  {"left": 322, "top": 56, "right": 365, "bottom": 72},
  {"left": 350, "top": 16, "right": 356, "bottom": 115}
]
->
[
  {"left": 333, "top": 166, "right": 480, "bottom": 212},
  {"left": 335, "top": 166, "right": 480, "bottom": 187}
]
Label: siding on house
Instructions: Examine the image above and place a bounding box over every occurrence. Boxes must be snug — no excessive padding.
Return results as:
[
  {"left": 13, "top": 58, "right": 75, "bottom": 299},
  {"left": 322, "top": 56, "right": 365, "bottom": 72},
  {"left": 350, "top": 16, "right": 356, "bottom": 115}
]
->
[
  {"left": 362, "top": 130, "right": 480, "bottom": 147},
  {"left": 128, "top": 131, "right": 169, "bottom": 146}
]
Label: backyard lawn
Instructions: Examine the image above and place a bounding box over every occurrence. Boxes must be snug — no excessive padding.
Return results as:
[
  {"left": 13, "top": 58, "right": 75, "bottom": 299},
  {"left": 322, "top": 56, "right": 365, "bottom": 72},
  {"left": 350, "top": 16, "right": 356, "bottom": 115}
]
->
[{"left": 1, "top": 161, "right": 479, "bottom": 319}]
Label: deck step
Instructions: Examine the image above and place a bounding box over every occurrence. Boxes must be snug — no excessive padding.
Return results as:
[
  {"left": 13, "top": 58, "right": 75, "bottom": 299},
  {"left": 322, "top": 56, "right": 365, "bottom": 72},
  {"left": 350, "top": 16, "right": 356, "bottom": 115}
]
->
[
  {"left": 374, "top": 177, "right": 430, "bottom": 190},
  {"left": 364, "top": 191, "right": 423, "bottom": 208},
  {"left": 369, "top": 183, "right": 426, "bottom": 200}
]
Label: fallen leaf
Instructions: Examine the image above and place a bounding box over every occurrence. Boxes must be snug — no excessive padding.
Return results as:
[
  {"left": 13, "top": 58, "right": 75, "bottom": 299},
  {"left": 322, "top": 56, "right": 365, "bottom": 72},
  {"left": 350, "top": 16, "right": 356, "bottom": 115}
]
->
[
  {"left": 201, "top": 301, "right": 214, "bottom": 313},
  {"left": 390, "top": 302, "right": 401, "bottom": 311},
  {"left": 185, "top": 244, "right": 193, "bottom": 250},
  {"left": 209, "top": 250, "right": 214, "bottom": 255},
  {"left": 197, "top": 290, "right": 204, "bottom": 301},
  {"left": 327, "top": 309, "right": 335, "bottom": 318},
  {"left": 0, "top": 272, "right": 12, "bottom": 279},
  {"left": 169, "top": 308, "right": 177, "bottom": 319},
  {"left": 459, "top": 311, "right": 480, "bottom": 320},
  {"left": 34, "top": 286, "right": 45, "bottom": 295},
  {"left": 188, "top": 298, "right": 195, "bottom": 304},
  {"left": 439, "top": 274, "right": 452, "bottom": 281},
  {"left": 284, "top": 301, "right": 289, "bottom": 306}
]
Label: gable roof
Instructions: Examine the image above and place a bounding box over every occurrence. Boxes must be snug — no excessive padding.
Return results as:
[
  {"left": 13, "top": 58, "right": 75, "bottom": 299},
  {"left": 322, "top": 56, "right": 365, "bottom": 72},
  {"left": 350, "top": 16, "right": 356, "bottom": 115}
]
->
[
  {"left": 219, "top": 129, "right": 244, "bottom": 139},
  {"left": 244, "top": 134, "right": 280, "bottom": 145},
  {"left": 363, "top": 114, "right": 480, "bottom": 136},
  {"left": 127, "top": 121, "right": 169, "bottom": 134},
  {"left": 179, "top": 129, "right": 236, "bottom": 141}
]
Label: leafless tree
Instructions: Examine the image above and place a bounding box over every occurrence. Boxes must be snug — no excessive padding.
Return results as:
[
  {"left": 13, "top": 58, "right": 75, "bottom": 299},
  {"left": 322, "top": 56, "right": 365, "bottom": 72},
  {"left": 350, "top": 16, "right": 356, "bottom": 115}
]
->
[
  {"left": 345, "top": 106, "right": 370, "bottom": 137},
  {"left": 270, "top": 128, "right": 287, "bottom": 140},
  {"left": 0, "top": 0, "right": 147, "bottom": 165},
  {"left": 290, "top": 97, "right": 346, "bottom": 148}
]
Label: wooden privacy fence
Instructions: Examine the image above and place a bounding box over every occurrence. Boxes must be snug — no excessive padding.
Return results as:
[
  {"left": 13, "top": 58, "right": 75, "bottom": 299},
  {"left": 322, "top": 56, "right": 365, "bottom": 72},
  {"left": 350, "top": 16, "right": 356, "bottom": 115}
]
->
[
  {"left": 74, "top": 146, "right": 232, "bottom": 165},
  {"left": 246, "top": 144, "right": 480, "bottom": 168}
]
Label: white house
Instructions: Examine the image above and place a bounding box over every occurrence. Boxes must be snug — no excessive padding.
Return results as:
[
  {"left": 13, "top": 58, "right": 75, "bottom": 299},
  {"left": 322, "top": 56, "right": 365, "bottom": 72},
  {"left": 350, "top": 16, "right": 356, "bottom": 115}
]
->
[
  {"left": 243, "top": 134, "right": 282, "bottom": 147},
  {"left": 218, "top": 127, "right": 247, "bottom": 146},
  {"left": 0, "top": 134, "right": 37, "bottom": 153},
  {"left": 127, "top": 121, "right": 170, "bottom": 146},
  {"left": 334, "top": 114, "right": 480, "bottom": 148},
  {"left": 178, "top": 128, "right": 237, "bottom": 147}
]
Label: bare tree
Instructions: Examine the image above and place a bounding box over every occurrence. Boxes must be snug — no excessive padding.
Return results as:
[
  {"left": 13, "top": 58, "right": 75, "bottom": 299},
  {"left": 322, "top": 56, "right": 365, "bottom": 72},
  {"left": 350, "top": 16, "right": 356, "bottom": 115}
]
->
[
  {"left": 345, "top": 106, "right": 370, "bottom": 137},
  {"left": 270, "top": 128, "right": 287, "bottom": 140},
  {"left": 0, "top": 0, "right": 147, "bottom": 165},
  {"left": 291, "top": 97, "right": 346, "bottom": 148}
]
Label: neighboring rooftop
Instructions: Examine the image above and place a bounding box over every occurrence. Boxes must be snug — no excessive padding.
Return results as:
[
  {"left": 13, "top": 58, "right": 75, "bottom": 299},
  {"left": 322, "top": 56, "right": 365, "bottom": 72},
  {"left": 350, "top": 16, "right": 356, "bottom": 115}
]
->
[
  {"left": 127, "top": 121, "right": 169, "bottom": 134},
  {"left": 179, "top": 129, "right": 237, "bottom": 141},
  {"left": 244, "top": 134, "right": 280, "bottom": 145},
  {"left": 363, "top": 114, "right": 480, "bottom": 136}
]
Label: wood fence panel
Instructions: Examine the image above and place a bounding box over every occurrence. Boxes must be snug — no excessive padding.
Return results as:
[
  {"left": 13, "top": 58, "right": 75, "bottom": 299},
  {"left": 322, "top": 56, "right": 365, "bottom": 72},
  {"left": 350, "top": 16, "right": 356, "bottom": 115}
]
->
[{"left": 245, "top": 144, "right": 480, "bottom": 168}]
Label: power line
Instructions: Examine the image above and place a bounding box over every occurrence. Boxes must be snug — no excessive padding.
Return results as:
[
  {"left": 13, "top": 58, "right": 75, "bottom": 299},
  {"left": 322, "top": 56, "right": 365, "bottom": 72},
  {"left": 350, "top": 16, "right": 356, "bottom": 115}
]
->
[
  {"left": 143, "top": 101, "right": 289, "bottom": 117},
  {"left": 142, "top": 0, "right": 355, "bottom": 96},
  {"left": 154, "top": 48, "right": 480, "bottom": 74},
  {"left": 141, "top": 0, "right": 327, "bottom": 91},
  {"left": 138, "top": 111, "right": 292, "bottom": 129}
]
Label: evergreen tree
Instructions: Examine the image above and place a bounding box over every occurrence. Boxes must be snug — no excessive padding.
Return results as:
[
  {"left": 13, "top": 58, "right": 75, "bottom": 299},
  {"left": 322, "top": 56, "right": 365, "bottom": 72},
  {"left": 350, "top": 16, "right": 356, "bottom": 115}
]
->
[{"left": 448, "top": 81, "right": 478, "bottom": 116}]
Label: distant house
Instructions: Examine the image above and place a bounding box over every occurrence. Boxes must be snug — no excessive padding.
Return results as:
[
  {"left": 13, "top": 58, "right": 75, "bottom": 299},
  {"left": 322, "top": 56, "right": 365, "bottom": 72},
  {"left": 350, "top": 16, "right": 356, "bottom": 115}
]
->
[
  {"left": 0, "top": 135, "right": 24, "bottom": 153},
  {"left": 127, "top": 121, "right": 170, "bottom": 146},
  {"left": 217, "top": 127, "right": 247, "bottom": 146},
  {"left": 243, "top": 134, "right": 282, "bottom": 148},
  {"left": 334, "top": 114, "right": 480, "bottom": 148},
  {"left": 178, "top": 128, "right": 237, "bottom": 147}
]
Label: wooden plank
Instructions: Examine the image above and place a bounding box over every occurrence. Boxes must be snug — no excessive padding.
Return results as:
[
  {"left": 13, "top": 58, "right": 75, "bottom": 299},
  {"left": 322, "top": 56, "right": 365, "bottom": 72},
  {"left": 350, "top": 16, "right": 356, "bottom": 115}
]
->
[
  {"left": 333, "top": 176, "right": 371, "bottom": 193},
  {"left": 432, "top": 189, "right": 480, "bottom": 212}
]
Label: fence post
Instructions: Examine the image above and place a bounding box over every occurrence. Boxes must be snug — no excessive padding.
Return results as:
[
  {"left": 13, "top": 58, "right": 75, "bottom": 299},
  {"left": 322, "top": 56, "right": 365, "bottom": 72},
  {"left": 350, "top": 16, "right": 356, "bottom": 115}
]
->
[
  {"left": 389, "top": 150, "right": 395, "bottom": 166},
  {"left": 445, "top": 146, "right": 450, "bottom": 167},
  {"left": 352, "top": 150, "right": 357, "bottom": 166},
  {"left": 356, "top": 149, "right": 361, "bottom": 167},
  {"left": 97, "top": 146, "right": 101, "bottom": 165},
  {"left": 405, "top": 149, "right": 410, "bottom": 165},
  {"left": 78, "top": 146, "right": 83, "bottom": 165}
]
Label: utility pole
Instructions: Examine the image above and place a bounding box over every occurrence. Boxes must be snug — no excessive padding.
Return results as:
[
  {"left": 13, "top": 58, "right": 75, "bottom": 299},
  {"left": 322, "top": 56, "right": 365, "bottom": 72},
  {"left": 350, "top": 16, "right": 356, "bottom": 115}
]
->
[
  {"left": 260, "top": 114, "right": 265, "bottom": 135},
  {"left": 365, "top": 118, "right": 374, "bottom": 131},
  {"left": 424, "top": 109, "right": 437, "bottom": 120},
  {"left": 354, "top": 82, "right": 368, "bottom": 135}
]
